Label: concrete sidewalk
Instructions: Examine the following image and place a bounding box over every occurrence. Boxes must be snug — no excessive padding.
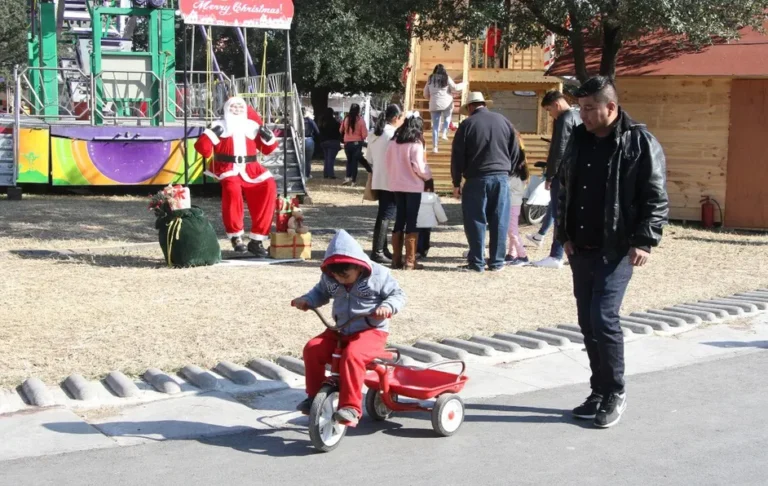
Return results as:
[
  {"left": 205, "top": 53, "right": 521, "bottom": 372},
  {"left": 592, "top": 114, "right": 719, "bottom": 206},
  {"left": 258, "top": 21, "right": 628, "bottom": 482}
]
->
[{"left": 1, "top": 314, "right": 766, "bottom": 463}]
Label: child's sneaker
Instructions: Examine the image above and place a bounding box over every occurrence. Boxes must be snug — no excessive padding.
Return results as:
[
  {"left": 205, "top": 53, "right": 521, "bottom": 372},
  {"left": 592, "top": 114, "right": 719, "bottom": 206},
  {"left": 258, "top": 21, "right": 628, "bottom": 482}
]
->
[
  {"left": 296, "top": 397, "right": 313, "bottom": 415},
  {"left": 333, "top": 407, "right": 359, "bottom": 426},
  {"left": 525, "top": 233, "right": 544, "bottom": 247},
  {"left": 510, "top": 256, "right": 530, "bottom": 266},
  {"left": 504, "top": 254, "right": 516, "bottom": 263}
]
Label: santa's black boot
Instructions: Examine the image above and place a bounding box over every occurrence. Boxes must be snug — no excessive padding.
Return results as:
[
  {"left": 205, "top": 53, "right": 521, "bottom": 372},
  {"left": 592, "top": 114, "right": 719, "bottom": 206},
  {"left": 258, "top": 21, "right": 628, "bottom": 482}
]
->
[
  {"left": 231, "top": 236, "right": 248, "bottom": 253},
  {"left": 247, "top": 239, "right": 269, "bottom": 258}
]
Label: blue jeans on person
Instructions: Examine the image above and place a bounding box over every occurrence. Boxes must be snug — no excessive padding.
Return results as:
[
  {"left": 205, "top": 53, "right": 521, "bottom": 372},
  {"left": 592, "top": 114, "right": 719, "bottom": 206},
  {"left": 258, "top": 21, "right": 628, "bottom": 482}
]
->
[
  {"left": 430, "top": 106, "right": 453, "bottom": 149},
  {"left": 569, "top": 250, "right": 633, "bottom": 395},
  {"left": 538, "top": 178, "right": 564, "bottom": 260},
  {"left": 461, "top": 175, "right": 510, "bottom": 271},
  {"left": 320, "top": 140, "right": 341, "bottom": 178},
  {"left": 304, "top": 138, "right": 315, "bottom": 178},
  {"left": 344, "top": 142, "right": 364, "bottom": 182}
]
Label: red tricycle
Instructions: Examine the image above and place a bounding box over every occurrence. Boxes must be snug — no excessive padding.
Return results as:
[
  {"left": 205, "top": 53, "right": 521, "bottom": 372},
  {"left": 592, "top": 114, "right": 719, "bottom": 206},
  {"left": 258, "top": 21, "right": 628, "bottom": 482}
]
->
[{"left": 307, "top": 309, "right": 469, "bottom": 452}]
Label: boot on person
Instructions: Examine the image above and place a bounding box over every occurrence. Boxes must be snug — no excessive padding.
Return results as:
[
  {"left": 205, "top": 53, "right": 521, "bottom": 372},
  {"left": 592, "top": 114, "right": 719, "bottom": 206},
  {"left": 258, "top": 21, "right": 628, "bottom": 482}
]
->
[
  {"left": 370, "top": 218, "right": 392, "bottom": 264},
  {"left": 231, "top": 236, "right": 248, "bottom": 253},
  {"left": 391, "top": 231, "right": 404, "bottom": 269},
  {"left": 247, "top": 239, "right": 269, "bottom": 258},
  {"left": 404, "top": 233, "right": 424, "bottom": 270}
]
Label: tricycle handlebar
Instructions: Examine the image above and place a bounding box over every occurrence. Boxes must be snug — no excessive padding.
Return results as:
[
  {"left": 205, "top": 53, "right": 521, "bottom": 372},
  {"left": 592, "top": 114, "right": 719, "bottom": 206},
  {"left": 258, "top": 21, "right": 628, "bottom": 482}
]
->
[{"left": 310, "top": 308, "right": 373, "bottom": 333}]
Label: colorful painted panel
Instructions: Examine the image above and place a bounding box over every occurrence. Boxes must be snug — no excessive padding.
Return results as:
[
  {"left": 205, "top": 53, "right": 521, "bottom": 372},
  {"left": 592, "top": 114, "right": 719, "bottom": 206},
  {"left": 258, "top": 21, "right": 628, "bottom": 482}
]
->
[
  {"left": 15, "top": 127, "right": 51, "bottom": 184},
  {"left": 51, "top": 137, "right": 205, "bottom": 186}
]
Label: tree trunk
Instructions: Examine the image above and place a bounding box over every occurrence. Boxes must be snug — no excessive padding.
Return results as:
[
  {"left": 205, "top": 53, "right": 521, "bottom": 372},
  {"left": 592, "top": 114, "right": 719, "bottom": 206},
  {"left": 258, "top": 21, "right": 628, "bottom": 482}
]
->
[
  {"left": 570, "top": 31, "right": 590, "bottom": 83},
  {"left": 310, "top": 86, "right": 330, "bottom": 118},
  {"left": 599, "top": 21, "right": 622, "bottom": 80}
]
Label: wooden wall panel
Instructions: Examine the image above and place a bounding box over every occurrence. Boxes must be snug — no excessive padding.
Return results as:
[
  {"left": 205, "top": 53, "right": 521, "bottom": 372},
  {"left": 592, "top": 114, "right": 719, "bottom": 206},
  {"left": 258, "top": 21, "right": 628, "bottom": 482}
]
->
[
  {"left": 724, "top": 79, "right": 768, "bottom": 229},
  {"left": 616, "top": 77, "right": 731, "bottom": 222}
]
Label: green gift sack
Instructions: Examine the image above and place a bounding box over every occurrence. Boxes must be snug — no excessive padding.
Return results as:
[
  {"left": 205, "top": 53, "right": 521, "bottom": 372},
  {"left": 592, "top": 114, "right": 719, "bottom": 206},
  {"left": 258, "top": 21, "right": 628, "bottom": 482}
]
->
[{"left": 156, "top": 206, "right": 222, "bottom": 268}]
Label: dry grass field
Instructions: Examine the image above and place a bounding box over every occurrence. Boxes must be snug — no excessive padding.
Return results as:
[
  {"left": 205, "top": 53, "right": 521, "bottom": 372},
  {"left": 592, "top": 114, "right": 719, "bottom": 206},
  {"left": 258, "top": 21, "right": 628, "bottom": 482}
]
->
[{"left": 1, "top": 175, "right": 766, "bottom": 388}]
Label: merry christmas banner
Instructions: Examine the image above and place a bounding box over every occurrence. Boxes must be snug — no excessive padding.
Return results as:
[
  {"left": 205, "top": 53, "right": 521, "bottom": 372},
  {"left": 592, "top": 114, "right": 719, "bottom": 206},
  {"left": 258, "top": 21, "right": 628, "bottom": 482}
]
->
[{"left": 179, "top": 0, "right": 294, "bottom": 30}]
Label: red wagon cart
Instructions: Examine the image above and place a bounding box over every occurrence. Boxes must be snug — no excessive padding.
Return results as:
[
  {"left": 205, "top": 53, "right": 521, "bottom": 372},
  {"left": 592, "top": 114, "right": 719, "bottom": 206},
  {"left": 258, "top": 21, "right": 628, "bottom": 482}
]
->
[{"left": 307, "top": 309, "right": 469, "bottom": 452}]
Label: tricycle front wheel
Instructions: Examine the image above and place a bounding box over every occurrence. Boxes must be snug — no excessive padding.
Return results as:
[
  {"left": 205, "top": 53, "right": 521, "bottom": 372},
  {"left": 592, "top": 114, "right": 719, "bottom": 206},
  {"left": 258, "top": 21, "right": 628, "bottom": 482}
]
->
[
  {"left": 431, "top": 393, "right": 465, "bottom": 437},
  {"left": 365, "top": 388, "right": 394, "bottom": 421},
  {"left": 308, "top": 384, "right": 347, "bottom": 452}
]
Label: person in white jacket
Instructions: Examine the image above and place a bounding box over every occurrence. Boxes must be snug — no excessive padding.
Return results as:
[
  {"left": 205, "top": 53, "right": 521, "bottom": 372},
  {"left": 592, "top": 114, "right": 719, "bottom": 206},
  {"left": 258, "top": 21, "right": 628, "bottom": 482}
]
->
[
  {"left": 366, "top": 104, "right": 404, "bottom": 263},
  {"left": 423, "top": 64, "right": 464, "bottom": 154}
]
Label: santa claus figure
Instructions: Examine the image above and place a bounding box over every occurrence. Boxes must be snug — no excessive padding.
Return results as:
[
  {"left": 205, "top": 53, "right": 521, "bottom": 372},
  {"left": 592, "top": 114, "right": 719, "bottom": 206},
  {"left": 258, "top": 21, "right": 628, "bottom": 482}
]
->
[{"left": 194, "top": 97, "right": 279, "bottom": 257}]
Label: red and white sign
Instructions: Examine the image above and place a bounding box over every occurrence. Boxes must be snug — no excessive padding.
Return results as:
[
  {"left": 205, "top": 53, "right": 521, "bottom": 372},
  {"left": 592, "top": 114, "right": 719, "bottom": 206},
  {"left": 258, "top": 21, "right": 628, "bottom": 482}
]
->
[{"left": 179, "top": 0, "right": 294, "bottom": 30}]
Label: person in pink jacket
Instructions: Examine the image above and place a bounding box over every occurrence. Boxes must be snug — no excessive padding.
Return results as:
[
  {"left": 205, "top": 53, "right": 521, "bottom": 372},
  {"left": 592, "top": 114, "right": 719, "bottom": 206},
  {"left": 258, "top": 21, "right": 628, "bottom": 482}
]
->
[
  {"left": 340, "top": 103, "right": 369, "bottom": 186},
  {"left": 385, "top": 112, "right": 433, "bottom": 270}
]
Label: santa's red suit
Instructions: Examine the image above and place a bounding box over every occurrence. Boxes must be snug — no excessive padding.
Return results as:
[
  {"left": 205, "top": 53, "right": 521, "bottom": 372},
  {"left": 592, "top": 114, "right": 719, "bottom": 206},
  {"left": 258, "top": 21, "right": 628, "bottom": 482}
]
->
[{"left": 194, "top": 97, "right": 279, "bottom": 254}]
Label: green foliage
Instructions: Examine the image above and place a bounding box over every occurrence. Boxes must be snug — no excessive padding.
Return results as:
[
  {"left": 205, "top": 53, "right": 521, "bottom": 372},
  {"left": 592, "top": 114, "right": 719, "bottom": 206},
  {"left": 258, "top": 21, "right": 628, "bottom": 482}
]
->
[
  {"left": 0, "top": 0, "right": 28, "bottom": 81},
  {"left": 407, "top": 0, "right": 768, "bottom": 81}
]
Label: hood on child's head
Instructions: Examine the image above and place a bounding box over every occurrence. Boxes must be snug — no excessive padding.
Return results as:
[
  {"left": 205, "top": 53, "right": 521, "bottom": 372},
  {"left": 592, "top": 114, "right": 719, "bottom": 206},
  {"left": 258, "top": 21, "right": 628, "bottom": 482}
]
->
[{"left": 320, "top": 230, "right": 372, "bottom": 278}]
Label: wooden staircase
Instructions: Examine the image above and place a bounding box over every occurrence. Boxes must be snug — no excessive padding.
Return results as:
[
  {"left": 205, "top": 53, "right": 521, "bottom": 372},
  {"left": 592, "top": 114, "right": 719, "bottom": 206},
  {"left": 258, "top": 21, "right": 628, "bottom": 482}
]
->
[{"left": 404, "top": 37, "right": 558, "bottom": 192}]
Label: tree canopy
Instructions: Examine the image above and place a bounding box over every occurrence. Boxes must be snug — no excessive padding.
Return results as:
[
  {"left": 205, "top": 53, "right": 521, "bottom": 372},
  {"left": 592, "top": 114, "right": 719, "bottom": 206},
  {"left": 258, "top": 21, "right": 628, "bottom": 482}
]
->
[
  {"left": 0, "top": 0, "right": 28, "bottom": 83},
  {"left": 406, "top": 0, "right": 768, "bottom": 82}
]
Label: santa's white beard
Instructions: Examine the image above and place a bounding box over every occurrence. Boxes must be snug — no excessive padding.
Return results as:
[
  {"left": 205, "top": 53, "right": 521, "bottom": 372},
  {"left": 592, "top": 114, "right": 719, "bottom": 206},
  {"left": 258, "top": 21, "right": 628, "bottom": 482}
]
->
[{"left": 222, "top": 112, "right": 249, "bottom": 157}]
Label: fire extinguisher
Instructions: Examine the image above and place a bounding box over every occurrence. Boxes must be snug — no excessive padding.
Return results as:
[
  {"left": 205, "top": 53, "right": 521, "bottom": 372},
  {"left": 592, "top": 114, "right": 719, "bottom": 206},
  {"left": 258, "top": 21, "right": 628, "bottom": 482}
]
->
[{"left": 700, "top": 196, "right": 722, "bottom": 229}]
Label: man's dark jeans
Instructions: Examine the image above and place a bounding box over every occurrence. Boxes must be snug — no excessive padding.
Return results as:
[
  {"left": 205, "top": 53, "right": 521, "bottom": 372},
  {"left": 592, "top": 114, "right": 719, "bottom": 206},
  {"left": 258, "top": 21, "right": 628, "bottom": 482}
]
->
[
  {"left": 462, "top": 175, "right": 510, "bottom": 271},
  {"left": 569, "top": 250, "right": 633, "bottom": 395}
]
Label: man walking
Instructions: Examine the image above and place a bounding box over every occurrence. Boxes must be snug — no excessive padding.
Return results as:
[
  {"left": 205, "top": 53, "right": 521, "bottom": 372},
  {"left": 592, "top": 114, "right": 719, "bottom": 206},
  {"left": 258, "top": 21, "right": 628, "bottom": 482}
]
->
[
  {"left": 557, "top": 76, "right": 668, "bottom": 428},
  {"left": 451, "top": 92, "right": 521, "bottom": 272},
  {"left": 529, "top": 90, "right": 582, "bottom": 269}
]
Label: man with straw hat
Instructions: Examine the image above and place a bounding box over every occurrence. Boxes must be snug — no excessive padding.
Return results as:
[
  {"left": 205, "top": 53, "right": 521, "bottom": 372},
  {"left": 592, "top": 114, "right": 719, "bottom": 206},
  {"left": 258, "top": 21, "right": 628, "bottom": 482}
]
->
[{"left": 451, "top": 92, "right": 522, "bottom": 272}]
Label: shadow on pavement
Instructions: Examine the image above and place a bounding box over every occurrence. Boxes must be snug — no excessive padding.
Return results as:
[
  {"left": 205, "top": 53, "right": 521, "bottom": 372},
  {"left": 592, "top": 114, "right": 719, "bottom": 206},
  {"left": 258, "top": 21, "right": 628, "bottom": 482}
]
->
[
  {"left": 702, "top": 341, "right": 768, "bottom": 349},
  {"left": 42, "top": 420, "right": 317, "bottom": 457},
  {"left": 463, "top": 403, "right": 594, "bottom": 428}
]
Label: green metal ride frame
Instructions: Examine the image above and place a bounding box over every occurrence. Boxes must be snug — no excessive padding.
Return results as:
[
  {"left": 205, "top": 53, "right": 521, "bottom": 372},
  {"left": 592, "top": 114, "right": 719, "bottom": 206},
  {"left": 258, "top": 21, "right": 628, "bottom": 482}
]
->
[{"left": 28, "top": 1, "right": 177, "bottom": 126}]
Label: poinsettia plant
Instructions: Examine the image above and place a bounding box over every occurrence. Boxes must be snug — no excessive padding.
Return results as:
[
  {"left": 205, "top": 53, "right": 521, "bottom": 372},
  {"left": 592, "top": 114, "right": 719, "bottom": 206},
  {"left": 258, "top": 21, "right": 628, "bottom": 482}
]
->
[{"left": 148, "top": 184, "right": 189, "bottom": 218}]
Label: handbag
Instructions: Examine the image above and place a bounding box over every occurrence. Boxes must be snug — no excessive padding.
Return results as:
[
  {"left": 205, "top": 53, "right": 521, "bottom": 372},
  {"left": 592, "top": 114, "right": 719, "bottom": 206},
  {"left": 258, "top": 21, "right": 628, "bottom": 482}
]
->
[{"left": 363, "top": 173, "right": 378, "bottom": 202}]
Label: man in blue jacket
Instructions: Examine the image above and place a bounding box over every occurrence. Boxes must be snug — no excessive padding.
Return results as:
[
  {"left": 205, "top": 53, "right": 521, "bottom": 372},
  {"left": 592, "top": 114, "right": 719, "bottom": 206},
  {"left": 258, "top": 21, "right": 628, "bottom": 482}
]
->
[{"left": 451, "top": 92, "right": 521, "bottom": 272}]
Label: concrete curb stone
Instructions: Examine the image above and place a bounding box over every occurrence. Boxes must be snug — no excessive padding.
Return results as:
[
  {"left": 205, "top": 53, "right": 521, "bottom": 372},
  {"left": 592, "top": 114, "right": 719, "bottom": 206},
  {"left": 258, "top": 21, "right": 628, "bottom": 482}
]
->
[
  {"left": 389, "top": 344, "right": 442, "bottom": 363},
  {"left": 441, "top": 338, "right": 495, "bottom": 357},
  {"left": 276, "top": 356, "right": 306, "bottom": 376},
  {"left": 469, "top": 336, "right": 522, "bottom": 353},
  {"left": 105, "top": 371, "right": 140, "bottom": 398},
  {"left": 630, "top": 312, "right": 688, "bottom": 328},
  {"left": 702, "top": 299, "right": 759, "bottom": 313},
  {"left": 21, "top": 378, "right": 56, "bottom": 407},
  {"left": 676, "top": 304, "right": 730, "bottom": 319},
  {"left": 621, "top": 316, "right": 671, "bottom": 332},
  {"left": 687, "top": 302, "right": 744, "bottom": 316},
  {"left": 214, "top": 361, "right": 259, "bottom": 386},
  {"left": 619, "top": 321, "right": 654, "bottom": 335},
  {"left": 414, "top": 340, "right": 469, "bottom": 360},
  {"left": 143, "top": 368, "right": 182, "bottom": 395},
  {"left": 63, "top": 374, "right": 99, "bottom": 401},
  {"left": 667, "top": 306, "right": 718, "bottom": 322},
  {"left": 247, "top": 358, "right": 295, "bottom": 382},
  {"left": 517, "top": 330, "right": 570, "bottom": 346},
  {"left": 179, "top": 365, "right": 220, "bottom": 391},
  {"left": 493, "top": 333, "right": 548, "bottom": 349},
  {"left": 537, "top": 327, "right": 584, "bottom": 343}
]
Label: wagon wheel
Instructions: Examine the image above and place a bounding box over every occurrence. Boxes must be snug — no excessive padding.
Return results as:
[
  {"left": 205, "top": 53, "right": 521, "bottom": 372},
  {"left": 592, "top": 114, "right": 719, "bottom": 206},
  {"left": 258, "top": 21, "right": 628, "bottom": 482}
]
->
[
  {"left": 431, "top": 393, "right": 465, "bottom": 437},
  {"left": 365, "top": 388, "right": 395, "bottom": 421},
  {"left": 523, "top": 201, "right": 548, "bottom": 226},
  {"left": 308, "top": 384, "right": 347, "bottom": 452}
]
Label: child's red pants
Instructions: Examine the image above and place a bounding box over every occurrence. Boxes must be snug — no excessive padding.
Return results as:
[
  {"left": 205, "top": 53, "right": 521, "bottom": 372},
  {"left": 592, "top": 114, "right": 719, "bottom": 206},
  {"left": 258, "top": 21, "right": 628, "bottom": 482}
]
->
[{"left": 303, "top": 328, "right": 388, "bottom": 416}]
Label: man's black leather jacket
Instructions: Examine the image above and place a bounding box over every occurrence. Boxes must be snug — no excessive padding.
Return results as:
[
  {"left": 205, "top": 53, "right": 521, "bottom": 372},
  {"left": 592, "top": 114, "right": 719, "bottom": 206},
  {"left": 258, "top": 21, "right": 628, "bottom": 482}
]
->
[
  {"left": 545, "top": 107, "right": 582, "bottom": 182},
  {"left": 556, "top": 110, "right": 669, "bottom": 259}
]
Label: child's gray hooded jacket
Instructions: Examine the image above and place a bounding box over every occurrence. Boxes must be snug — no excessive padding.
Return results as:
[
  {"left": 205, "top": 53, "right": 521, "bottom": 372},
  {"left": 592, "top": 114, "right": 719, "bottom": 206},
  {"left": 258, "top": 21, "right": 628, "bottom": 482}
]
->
[{"left": 301, "top": 230, "right": 406, "bottom": 335}]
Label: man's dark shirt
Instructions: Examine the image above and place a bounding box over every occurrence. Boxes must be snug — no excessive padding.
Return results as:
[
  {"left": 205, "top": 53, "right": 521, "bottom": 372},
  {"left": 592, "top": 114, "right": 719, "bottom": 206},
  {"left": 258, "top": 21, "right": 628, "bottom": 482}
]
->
[{"left": 567, "top": 126, "right": 618, "bottom": 249}]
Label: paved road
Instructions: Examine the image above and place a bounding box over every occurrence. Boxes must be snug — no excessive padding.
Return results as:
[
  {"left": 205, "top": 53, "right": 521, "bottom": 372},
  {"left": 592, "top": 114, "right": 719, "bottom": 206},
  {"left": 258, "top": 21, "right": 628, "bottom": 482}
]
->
[{"left": 4, "top": 350, "right": 767, "bottom": 486}]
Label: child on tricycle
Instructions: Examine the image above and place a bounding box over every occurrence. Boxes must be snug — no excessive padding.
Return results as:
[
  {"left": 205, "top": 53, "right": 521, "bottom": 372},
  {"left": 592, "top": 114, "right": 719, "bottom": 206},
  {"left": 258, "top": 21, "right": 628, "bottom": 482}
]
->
[{"left": 291, "top": 229, "right": 406, "bottom": 426}]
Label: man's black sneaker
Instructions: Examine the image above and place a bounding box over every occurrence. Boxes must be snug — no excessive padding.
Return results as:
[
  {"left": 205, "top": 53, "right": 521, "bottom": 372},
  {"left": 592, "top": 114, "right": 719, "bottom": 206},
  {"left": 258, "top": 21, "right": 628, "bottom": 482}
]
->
[
  {"left": 231, "top": 236, "right": 248, "bottom": 253},
  {"left": 296, "top": 397, "right": 313, "bottom": 415},
  {"left": 247, "top": 240, "right": 269, "bottom": 258},
  {"left": 572, "top": 392, "right": 604, "bottom": 419},
  {"left": 457, "top": 264, "right": 483, "bottom": 273},
  {"left": 594, "top": 392, "right": 627, "bottom": 428}
]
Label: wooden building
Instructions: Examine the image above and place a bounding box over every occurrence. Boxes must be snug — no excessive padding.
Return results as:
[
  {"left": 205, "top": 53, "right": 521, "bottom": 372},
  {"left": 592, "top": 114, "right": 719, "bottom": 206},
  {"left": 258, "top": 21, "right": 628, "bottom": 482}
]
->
[
  {"left": 403, "top": 37, "right": 562, "bottom": 192},
  {"left": 549, "top": 23, "right": 768, "bottom": 229}
]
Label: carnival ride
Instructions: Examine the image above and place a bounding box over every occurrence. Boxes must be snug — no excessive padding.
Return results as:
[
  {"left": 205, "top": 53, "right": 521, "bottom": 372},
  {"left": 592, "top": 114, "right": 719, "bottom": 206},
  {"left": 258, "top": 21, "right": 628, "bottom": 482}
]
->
[{"left": 1, "top": 0, "right": 305, "bottom": 197}]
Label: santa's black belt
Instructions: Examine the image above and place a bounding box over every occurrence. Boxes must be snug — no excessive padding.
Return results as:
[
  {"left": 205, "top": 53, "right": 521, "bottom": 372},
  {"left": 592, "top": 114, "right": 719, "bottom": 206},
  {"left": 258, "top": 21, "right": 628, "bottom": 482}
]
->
[{"left": 214, "top": 155, "right": 259, "bottom": 163}]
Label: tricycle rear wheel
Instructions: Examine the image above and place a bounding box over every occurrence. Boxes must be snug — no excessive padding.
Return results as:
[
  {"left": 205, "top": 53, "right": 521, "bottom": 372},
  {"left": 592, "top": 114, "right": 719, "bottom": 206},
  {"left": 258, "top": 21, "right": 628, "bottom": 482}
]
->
[
  {"left": 431, "top": 393, "right": 465, "bottom": 437},
  {"left": 308, "top": 384, "right": 347, "bottom": 452},
  {"left": 365, "top": 388, "right": 394, "bottom": 421}
]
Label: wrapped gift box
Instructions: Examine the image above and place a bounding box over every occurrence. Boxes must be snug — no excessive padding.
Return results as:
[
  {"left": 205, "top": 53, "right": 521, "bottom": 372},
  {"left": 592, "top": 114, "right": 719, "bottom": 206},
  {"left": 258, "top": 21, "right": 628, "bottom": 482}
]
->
[
  {"left": 269, "top": 232, "right": 312, "bottom": 260},
  {"left": 165, "top": 185, "right": 191, "bottom": 210}
]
